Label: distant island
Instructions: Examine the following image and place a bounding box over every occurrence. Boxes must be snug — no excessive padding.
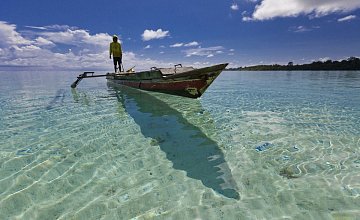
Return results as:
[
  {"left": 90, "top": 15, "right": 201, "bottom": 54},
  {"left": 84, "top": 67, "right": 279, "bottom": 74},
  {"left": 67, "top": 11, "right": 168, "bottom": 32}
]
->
[{"left": 227, "top": 57, "right": 360, "bottom": 71}]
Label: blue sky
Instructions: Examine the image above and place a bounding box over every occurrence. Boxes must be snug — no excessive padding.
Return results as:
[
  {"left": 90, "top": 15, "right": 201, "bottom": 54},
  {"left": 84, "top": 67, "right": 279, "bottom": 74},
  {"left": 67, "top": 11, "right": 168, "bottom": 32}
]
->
[{"left": 1, "top": 0, "right": 360, "bottom": 70}]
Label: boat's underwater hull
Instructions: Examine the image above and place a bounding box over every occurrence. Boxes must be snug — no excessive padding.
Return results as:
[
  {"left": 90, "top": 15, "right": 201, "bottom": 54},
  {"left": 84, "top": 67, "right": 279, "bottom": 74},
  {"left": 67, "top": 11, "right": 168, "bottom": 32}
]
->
[{"left": 106, "top": 63, "right": 228, "bottom": 98}]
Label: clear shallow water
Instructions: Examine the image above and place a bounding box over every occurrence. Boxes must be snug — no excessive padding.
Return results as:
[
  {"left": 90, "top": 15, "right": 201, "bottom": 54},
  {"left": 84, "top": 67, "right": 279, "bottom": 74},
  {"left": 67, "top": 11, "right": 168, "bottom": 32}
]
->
[{"left": 0, "top": 70, "right": 359, "bottom": 219}]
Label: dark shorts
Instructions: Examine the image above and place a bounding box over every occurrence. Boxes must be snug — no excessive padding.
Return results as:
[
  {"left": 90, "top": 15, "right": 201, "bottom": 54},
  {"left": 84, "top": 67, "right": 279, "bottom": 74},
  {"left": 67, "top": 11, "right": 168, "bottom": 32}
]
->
[{"left": 113, "top": 56, "right": 122, "bottom": 66}]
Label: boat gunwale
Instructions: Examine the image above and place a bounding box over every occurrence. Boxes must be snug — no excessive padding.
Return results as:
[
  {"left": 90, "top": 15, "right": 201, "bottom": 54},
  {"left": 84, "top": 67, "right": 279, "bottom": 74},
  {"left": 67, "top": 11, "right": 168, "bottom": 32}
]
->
[{"left": 107, "top": 63, "right": 228, "bottom": 81}]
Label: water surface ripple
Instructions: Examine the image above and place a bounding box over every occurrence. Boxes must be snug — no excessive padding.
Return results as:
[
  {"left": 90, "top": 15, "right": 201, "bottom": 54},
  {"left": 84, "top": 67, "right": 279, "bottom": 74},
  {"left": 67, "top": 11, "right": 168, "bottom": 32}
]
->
[{"left": 0, "top": 70, "right": 360, "bottom": 219}]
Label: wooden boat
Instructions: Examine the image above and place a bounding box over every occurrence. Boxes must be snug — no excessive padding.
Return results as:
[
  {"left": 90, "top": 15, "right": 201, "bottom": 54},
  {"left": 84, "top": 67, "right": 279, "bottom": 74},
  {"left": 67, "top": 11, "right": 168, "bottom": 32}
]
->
[{"left": 106, "top": 63, "right": 228, "bottom": 98}]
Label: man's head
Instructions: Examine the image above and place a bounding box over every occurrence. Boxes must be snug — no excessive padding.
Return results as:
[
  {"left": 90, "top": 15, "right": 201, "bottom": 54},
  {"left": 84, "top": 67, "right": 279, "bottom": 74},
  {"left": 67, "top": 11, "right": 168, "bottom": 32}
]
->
[{"left": 113, "top": 35, "right": 118, "bottom": 42}]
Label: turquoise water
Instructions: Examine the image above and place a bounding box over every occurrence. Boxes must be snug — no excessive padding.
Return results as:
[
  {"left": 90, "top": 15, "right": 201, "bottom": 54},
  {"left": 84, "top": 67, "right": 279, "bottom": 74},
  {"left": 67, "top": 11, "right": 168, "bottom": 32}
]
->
[{"left": 1, "top": 70, "right": 360, "bottom": 219}]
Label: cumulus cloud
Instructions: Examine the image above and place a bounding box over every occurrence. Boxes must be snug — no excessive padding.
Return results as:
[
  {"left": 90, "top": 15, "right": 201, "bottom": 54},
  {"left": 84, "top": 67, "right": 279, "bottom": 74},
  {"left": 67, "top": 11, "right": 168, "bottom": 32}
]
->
[
  {"left": 231, "top": 3, "right": 239, "bottom": 11},
  {"left": 184, "top": 41, "right": 199, "bottom": 47},
  {"left": 34, "top": 37, "right": 55, "bottom": 46},
  {"left": 184, "top": 46, "right": 224, "bottom": 57},
  {"left": 319, "top": 57, "right": 331, "bottom": 62},
  {"left": 244, "top": 0, "right": 360, "bottom": 21},
  {"left": 170, "top": 43, "right": 184, "bottom": 47},
  {"left": 39, "top": 29, "right": 111, "bottom": 48},
  {"left": 141, "top": 29, "right": 169, "bottom": 41},
  {"left": 121, "top": 52, "right": 172, "bottom": 70},
  {"left": 0, "top": 21, "right": 32, "bottom": 46},
  {"left": 0, "top": 21, "right": 173, "bottom": 70},
  {"left": 170, "top": 41, "right": 199, "bottom": 48},
  {"left": 144, "top": 45, "right": 151, "bottom": 49},
  {"left": 0, "top": 21, "right": 112, "bottom": 69},
  {"left": 242, "top": 17, "right": 253, "bottom": 21},
  {"left": 338, "top": 15, "right": 357, "bottom": 22}
]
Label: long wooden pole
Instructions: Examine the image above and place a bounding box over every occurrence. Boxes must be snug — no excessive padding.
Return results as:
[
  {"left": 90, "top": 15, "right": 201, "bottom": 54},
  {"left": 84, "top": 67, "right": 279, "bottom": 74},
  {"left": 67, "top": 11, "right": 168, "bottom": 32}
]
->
[{"left": 71, "top": 72, "right": 109, "bottom": 88}]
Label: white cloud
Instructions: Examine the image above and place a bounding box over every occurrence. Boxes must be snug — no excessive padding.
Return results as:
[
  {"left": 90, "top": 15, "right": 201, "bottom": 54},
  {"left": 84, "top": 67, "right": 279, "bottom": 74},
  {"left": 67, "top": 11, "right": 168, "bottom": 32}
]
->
[
  {"left": 231, "top": 3, "right": 239, "bottom": 11},
  {"left": 44, "top": 24, "right": 78, "bottom": 31},
  {"left": 319, "top": 57, "right": 331, "bottom": 62},
  {"left": 245, "top": 0, "right": 360, "bottom": 21},
  {"left": 170, "top": 41, "right": 199, "bottom": 48},
  {"left": 289, "top": 25, "right": 320, "bottom": 33},
  {"left": 25, "top": 24, "right": 78, "bottom": 31},
  {"left": 0, "top": 21, "right": 32, "bottom": 46},
  {"left": 184, "top": 41, "right": 199, "bottom": 47},
  {"left": 144, "top": 45, "right": 151, "bottom": 49},
  {"left": 289, "top": 25, "right": 310, "bottom": 33},
  {"left": 121, "top": 52, "right": 173, "bottom": 70},
  {"left": 184, "top": 46, "right": 224, "bottom": 57},
  {"left": 0, "top": 21, "right": 174, "bottom": 70},
  {"left": 141, "top": 29, "right": 169, "bottom": 41},
  {"left": 338, "top": 15, "right": 357, "bottom": 22},
  {"left": 170, "top": 43, "right": 184, "bottom": 47},
  {"left": 192, "top": 61, "right": 212, "bottom": 68},
  {"left": 25, "top": 25, "right": 47, "bottom": 30},
  {"left": 207, "top": 54, "right": 214, "bottom": 58},
  {"left": 242, "top": 16, "right": 253, "bottom": 21},
  {"left": 34, "top": 37, "right": 55, "bottom": 46},
  {"left": 39, "top": 29, "right": 111, "bottom": 48}
]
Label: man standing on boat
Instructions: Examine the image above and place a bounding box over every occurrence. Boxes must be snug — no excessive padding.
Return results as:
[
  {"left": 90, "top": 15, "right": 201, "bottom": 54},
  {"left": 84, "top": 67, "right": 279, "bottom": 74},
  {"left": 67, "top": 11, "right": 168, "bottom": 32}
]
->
[{"left": 109, "top": 35, "right": 123, "bottom": 73}]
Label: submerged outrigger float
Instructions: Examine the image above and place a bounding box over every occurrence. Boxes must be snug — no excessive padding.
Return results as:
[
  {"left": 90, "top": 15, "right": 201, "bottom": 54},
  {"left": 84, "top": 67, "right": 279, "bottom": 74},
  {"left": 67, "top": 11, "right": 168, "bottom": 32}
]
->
[{"left": 71, "top": 63, "right": 228, "bottom": 98}]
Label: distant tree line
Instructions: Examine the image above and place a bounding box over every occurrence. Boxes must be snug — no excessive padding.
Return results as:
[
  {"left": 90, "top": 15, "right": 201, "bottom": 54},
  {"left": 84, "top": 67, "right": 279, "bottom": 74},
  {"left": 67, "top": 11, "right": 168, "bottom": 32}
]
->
[{"left": 227, "top": 57, "right": 360, "bottom": 71}]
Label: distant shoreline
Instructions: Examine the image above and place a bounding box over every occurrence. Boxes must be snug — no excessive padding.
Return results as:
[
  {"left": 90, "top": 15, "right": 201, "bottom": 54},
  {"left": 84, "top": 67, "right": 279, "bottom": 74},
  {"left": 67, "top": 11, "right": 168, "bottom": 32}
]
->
[{"left": 227, "top": 57, "right": 360, "bottom": 71}]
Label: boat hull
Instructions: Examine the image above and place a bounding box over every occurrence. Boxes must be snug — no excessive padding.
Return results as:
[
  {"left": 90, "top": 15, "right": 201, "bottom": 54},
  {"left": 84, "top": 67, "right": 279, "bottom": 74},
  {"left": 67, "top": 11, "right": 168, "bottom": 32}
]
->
[{"left": 106, "top": 63, "right": 228, "bottom": 98}]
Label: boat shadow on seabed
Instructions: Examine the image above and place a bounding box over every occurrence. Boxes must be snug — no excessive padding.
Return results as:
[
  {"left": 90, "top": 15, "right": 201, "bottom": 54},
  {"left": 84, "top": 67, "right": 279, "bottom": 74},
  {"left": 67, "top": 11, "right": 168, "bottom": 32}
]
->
[{"left": 107, "top": 83, "right": 240, "bottom": 200}]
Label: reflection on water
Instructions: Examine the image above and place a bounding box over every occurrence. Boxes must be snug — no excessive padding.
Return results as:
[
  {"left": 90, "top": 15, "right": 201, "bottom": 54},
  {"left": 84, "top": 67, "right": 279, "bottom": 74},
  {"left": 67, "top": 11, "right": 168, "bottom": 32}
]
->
[
  {"left": 2, "top": 70, "right": 360, "bottom": 218},
  {"left": 70, "top": 88, "right": 90, "bottom": 106},
  {"left": 46, "top": 89, "right": 66, "bottom": 110},
  {"left": 108, "top": 83, "right": 239, "bottom": 199}
]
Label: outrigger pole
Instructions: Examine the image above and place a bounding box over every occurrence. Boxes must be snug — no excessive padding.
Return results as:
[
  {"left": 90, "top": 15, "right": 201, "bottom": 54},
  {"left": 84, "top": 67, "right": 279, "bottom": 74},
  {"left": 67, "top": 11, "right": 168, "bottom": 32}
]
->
[
  {"left": 70, "top": 72, "right": 109, "bottom": 88},
  {"left": 71, "top": 66, "right": 136, "bottom": 88}
]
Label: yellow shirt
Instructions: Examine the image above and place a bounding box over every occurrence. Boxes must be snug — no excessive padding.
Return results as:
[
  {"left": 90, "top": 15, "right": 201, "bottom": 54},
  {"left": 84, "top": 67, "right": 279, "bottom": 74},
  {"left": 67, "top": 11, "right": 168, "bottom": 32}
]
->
[{"left": 110, "top": 42, "right": 122, "bottom": 57}]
